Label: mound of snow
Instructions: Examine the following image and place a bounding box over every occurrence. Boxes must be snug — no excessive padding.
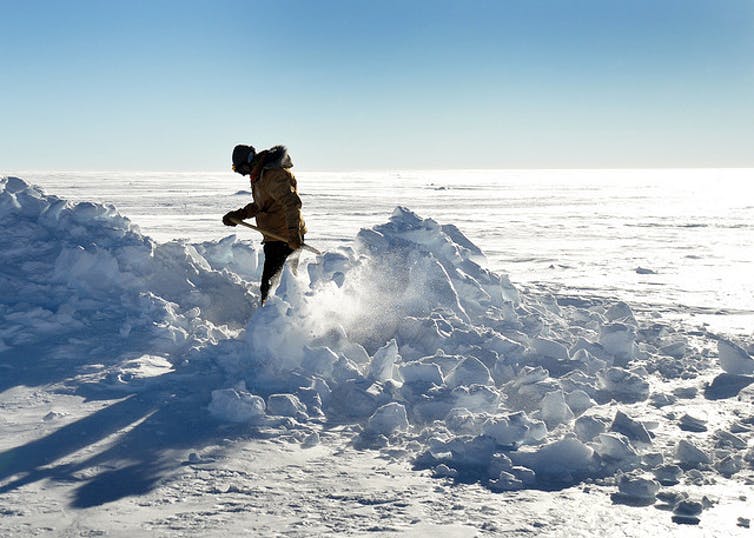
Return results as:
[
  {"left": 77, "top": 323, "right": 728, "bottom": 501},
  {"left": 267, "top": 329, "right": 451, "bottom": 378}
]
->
[{"left": 0, "top": 176, "right": 256, "bottom": 366}]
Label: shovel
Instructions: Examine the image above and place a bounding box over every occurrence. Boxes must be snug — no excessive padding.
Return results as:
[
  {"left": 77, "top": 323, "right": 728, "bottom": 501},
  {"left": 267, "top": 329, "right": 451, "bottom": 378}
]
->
[{"left": 230, "top": 217, "right": 322, "bottom": 255}]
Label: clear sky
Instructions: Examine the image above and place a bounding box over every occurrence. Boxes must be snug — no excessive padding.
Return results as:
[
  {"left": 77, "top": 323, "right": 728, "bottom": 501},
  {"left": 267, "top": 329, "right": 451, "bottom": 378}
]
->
[{"left": 1, "top": 0, "right": 753, "bottom": 171}]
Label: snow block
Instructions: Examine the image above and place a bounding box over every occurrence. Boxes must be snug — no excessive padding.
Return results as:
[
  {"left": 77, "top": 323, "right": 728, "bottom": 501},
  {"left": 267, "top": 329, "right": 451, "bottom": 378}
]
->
[
  {"left": 444, "top": 357, "right": 493, "bottom": 389},
  {"left": 399, "top": 361, "right": 444, "bottom": 386},
  {"left": 599, "top": 323, "right": 636, "bottom": 365},
  {"left": 718, "top": 338, "right": 754, "bottom": 375},
  {"left": 592, "top": 433, "right": 639, "bottom": 466},
  {"left": 209, "top": 388, "right": 266, "bottom": 423},
  {"left": 267, "top": 394, "right": 308, "bottom": 420},
  {"left": 367, "top": 339, "right": 400, "bottom": 382},
  {"left": 611, "top": 410, "right": 652, "bottom": 444},
  {"left": 574, "top": 415, "right": 608, "bottom": 442},
  {"left": 597, "top": 367, "right": 649, "bottom": 403},
  {"left": 540, "top": 390, "right": 575, "bottom": 429},
  {"left": 482, "top": 412, "right": 546, "bottom": 447},
  {"left": 511, "top": 437, "right": 596, "bottom": 487},
  {"left": 616, "top": 474, "right": 660, "bottom": 503},
  {"left": 366, "top": 402, "right": 409, "bottom": 435},
  {"left": 675, "top": 439, "right": 711, "bottom": 468}
]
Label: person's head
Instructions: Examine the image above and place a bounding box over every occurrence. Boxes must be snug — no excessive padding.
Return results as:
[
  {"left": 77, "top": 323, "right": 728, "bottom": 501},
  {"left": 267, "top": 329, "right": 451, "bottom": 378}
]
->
[{"left": 232, "top": 144, "right": 256, "bottom": 176}]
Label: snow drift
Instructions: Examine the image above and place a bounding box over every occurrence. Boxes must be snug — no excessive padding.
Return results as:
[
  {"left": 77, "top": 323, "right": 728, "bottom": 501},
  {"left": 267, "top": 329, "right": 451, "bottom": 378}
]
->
[{"left": 2, "top": 176, "right": 753, "bottom": 504}]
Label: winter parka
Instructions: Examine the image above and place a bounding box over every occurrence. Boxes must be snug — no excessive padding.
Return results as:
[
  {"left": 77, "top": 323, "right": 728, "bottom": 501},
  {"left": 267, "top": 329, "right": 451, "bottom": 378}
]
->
[{"left": 240, "top": 146, "right": 306, "bottom": 243}]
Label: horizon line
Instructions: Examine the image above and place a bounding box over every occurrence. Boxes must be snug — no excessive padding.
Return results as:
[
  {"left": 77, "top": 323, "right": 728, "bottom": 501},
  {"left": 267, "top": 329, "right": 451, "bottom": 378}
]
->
[{"left": 5, "top": 165, "right": 754, "bottom": 175}]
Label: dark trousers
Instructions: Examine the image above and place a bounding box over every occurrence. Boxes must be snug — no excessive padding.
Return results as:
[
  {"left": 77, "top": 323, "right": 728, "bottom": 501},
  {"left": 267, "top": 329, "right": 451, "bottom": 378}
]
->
[{"left": 260, "top": 241, "right": 294, "bottom": 303}]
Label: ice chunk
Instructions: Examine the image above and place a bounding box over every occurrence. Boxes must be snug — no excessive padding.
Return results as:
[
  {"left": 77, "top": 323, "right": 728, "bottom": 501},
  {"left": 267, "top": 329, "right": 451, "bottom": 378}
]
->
[
  {"left": 209, "top": 388, "right": 265, "bottom": 423},
  {"left": 714, "top": 454, "right": 743, "bottom": 477},
  {"left": 512, "top": 437, "right": 595, "bottom": 486},
  {"left": 301, "top": 346, "right": 339, "bottom": 378},
  {"left": 597, "top": 367, "right": 649, "bottom": 403},
  {"left": 674, "top": 499, "right": 703, "bottom": 516},
  {"left": 399, "top": 361, "right": 444, "bottom": 386},
  {"left": 328, "top": 380, "right": 383, "bottom": 418},
  {"left": 592, "top": 433, "right": 639, "bottom": 465},
  {"left": 718, "top": 338, "right": 754, "bottom": 375},
  {"left": 332, "top": 356, "right": 362, "bottom": 384},
  {"left": 653, "top": 464, "right": 683, "bottom": 486},
  {"left": 650, "top": 392, "right": 677, "bottom": 407},
  {"left": 564, "top": 390, "right": 594, "bottom": 416},
  {"left": 574, "top": 415, "right": 608, "bottom": 442},
  {"left": 599, "top": 323, "right": 636, "bottom": 364},
  {"left": 611, "top": 410, "right": 652, "bottom": 444},
  {"left": 489, "top": 471, "right": 523, "bottom": 492},
  {"left": 713, "top": 430, "right": 747, "bottom": 450},
  {"left": 675, "top": 439, "right": 711, "bottom": 468},
  {"left": 540, "top": 390, "right": 575, "bottom": 429},
  {"left": 444, "top": 357, "right": 493, "bottom": 389},
  {"left": 672, "top": 386, "right": 697, "bottom": 399},
  {"left": 432, "top": 463, "right": 458, "bottom": 479},
  {"left": 267, "top": 394, "right": 308, "bottom": 420},
  {"left": 367, "top": 339, "right": 399, "bottom": 382},
  {"left": 569, "top": 348, "right": 607, "bottom": 374},
  {"left": 445, "top": 408, "right": 480, "bottom": 435},
  {"left": 605, "top": 301, "right": 636, "bottom": 324},
  {"left": 533, "top": 337, "right": 570, "bottom": 361},
  {"left": 450, "top": 385, "right": 500, "bottom": 413},
  {"left": 679, "top": 413, "right": 707, "bottom": 433},
  {"left": 659, "top": 337, "right": 688, "bottom": 359},
  {"left": 616, "top": 474, "right": 660, "bottom": 503},
  {"left": 302, "top": 431, "right": 320, "bottom": 448},
  {"left": 511, "top": 366, "right": 550, "bottom": 387},
  {"left": 482, "top": 412, "right": 546, "bottom": 447},
  {"left": 366, "top": 402, "right": 409, "bottom": 435}
]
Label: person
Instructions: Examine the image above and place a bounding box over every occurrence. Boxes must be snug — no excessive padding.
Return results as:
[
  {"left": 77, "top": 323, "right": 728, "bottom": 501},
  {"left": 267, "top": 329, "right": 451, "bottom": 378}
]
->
[{"left": 223, "top": 144, "right": 307, "bottom": 304}]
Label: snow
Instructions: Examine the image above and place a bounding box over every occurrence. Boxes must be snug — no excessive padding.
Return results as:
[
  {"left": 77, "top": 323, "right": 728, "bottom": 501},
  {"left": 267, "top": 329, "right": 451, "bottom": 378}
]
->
[
  {"left": 718, "top": 338, "right": 754, "bottom": 375},
  {"left": 208, "top": 386, "right": 266, "bottom": 423},
  {"left": 615, "top": 473, "right": 661, "bottom": 504},
  {"left": 2, "top": 174, "right": 754, "bottom": 536},
  {"left": 365, "top": 402, "right": 409, "bottom": 435}
]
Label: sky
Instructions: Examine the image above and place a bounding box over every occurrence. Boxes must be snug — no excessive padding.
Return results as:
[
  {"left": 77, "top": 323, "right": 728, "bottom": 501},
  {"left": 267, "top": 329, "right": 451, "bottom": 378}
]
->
[{"left": 1, "top": 0, "right": 753, "bottom": 171}]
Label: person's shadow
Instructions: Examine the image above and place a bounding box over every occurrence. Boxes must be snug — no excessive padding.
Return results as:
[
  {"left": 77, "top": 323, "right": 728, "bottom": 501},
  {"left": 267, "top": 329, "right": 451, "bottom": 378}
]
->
[{"left": 0, "top": 343, "right": 234, "bottom": 508}]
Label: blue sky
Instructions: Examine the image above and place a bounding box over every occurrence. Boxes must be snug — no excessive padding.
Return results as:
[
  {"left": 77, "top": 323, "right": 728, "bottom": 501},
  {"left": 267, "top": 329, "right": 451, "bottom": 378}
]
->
[{"left": 1, "top": 0, "right": 753, "bottom": 170}]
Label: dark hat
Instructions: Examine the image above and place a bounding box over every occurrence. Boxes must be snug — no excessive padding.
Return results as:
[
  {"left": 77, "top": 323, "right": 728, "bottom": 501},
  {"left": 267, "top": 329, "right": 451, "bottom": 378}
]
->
[{"left": 232, "top": 144, "right": 256, "bottom": 167}]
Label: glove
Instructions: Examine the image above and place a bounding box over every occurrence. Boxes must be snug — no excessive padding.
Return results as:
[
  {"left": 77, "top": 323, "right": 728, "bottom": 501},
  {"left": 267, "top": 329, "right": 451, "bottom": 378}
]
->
[
  {"left": 222, "top": 208, "right": 246, "bottom": 226},
  {"left": 287, "top": 229, "right": 303, "bottom": 250}
]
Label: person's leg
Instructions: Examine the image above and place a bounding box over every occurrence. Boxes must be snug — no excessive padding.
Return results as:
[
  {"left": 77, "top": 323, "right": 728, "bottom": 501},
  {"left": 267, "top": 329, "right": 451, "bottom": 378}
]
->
[{"left": 260, "top": 241, "right": 294, "bottom": 304}]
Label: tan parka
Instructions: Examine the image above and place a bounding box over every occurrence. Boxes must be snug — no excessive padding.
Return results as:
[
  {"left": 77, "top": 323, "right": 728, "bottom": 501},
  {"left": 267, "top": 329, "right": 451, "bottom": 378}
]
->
[{"left": 240, "top": 155, "right": 306, "bottom": 243}]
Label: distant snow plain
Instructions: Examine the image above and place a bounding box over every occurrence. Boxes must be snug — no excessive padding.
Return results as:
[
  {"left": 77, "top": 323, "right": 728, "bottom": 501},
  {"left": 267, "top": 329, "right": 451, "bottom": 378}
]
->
[{"left": 29, "top": 168, "right": 754, "bottom": 333}]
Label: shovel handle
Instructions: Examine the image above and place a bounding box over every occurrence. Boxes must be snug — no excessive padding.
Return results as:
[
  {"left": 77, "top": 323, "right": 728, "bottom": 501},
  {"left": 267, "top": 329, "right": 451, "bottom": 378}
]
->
[{"left": 230, "top": 218, "right": 322, "bottom": 255}]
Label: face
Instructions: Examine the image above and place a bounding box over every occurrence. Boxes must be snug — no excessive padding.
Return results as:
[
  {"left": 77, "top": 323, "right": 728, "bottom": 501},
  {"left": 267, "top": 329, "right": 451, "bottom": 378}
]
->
[{"left": 232, "top": 163, "right": 250, "bottom": 176}]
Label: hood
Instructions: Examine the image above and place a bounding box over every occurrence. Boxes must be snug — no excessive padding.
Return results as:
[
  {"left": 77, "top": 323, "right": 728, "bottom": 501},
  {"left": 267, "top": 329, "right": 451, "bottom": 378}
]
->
[{"left": 263, "top": 145, "right": 293, "bottom": 170}]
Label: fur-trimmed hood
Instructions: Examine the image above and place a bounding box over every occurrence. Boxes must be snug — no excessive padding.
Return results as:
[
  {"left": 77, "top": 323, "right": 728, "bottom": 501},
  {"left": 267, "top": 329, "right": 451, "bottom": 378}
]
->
[{"left": 262, "top": 145, "right": 293, "bottom": 170}]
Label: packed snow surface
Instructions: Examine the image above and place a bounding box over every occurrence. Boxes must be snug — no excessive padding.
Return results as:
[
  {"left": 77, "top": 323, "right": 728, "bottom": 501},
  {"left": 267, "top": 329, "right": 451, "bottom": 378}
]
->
[{"left": 2, "top": 176, "right": 754, "bottom": 534}]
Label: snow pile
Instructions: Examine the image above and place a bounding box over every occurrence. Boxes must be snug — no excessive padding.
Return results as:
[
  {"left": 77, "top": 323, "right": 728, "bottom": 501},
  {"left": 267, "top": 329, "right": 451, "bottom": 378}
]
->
[
  {"left": 3, "top": 176, "right": 753, "bottom": 511},
  {"left": 204, "top": 206, "right": 753, "bottom": 499},
  {"left": 0, "top": 176, "right": 256, "bottom": 369}
]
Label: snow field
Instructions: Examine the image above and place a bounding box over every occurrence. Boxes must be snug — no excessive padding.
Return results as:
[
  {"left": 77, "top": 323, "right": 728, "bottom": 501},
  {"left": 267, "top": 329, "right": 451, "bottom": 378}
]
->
[{"left": 2, "top": 176, "right": 754, "bottom": 528}]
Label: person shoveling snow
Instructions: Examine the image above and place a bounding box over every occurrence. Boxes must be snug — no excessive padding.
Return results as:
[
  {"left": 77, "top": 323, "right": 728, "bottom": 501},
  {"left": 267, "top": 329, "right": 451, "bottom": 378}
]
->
[{"left": 223, "top": 144, "right": 309, "bottom": 304}]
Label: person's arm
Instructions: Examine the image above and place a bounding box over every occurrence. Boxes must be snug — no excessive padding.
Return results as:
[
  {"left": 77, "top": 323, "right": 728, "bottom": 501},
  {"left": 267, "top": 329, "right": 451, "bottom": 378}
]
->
[{"left": 222, "top": 201, "right": 259, "bottom": 226}]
